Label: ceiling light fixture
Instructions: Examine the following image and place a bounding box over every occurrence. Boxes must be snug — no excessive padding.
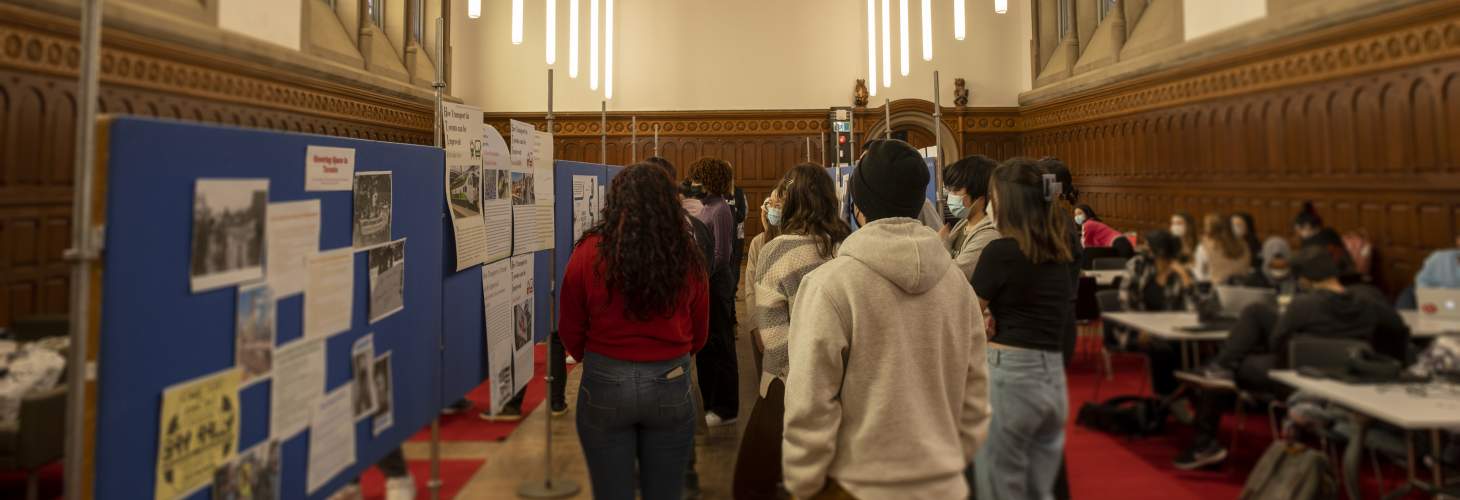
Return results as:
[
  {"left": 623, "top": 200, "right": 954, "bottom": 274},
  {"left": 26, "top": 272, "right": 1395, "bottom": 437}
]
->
[
  {"left": 569, "top": 0, "right": 579, "bottom": 77},
  {"left": 921, "top": 0, "right": 932, "bottom": 61},
  {"left": 954, "top": 0, "right": 965, "bottom": 40},
  {"left": 469, "top": 0, "right": 480, "bottom": 19},
  {"left": 866, "top": 0, "right": 877, "bottom": 97},
  {"left": 881, "top": 0, "right": 891, "bottom": 88},
  {"left": 545, "top": 0, "right": 556, "bottom": 64},
  {"left": 590, "top": 0, "right": 599, "bottom": 91},
  {"left": 605, "top": 0, "right": 613, "bottom": 99},
  {"left": 899, "top": 0, "right": 910, "bottom": 76},
  {"left": 512, "top": 0, "right": 523, "bottom": 44},
  {"left": 995, "top": 0, "right": 1007, "bottom": 14}
]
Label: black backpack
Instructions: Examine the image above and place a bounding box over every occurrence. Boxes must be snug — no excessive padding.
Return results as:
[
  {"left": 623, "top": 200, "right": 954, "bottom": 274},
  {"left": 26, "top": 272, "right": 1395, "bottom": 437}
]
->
[{"left": 1076, "top": 396, "right": 1169, "bottom": 437}]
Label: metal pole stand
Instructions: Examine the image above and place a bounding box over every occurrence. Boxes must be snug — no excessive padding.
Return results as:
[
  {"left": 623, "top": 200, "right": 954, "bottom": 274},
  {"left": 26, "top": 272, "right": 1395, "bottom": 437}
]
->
[
  {"left": 429, "top": 16, "right": 447, "bottom": 500},
  {"left": 517, "top": 68, "right": 580, "bottom": 499}
]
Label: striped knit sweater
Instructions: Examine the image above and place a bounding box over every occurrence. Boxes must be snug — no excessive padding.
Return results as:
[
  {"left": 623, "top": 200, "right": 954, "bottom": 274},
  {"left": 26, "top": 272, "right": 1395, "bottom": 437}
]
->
[{"left": 754, "top": 234, "right": 836, "bottom": 391}]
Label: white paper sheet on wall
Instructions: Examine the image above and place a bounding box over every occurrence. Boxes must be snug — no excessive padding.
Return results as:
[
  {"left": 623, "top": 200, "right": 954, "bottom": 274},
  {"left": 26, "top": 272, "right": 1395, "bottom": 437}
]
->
[
  {"left": 482, "top": 258, "right": 514, "bottom": 415},
  {"left": 443, "top": 103, "right": 488, "bottom": 271},
  {"left": 509, "top": 254, "right": 535, "bottom": 396},
  {"left": 482, "top": 124, "right": 513, "bottom": 263},
  {"left": 510, "top": 120, "right": 539, "bottom": 256}
]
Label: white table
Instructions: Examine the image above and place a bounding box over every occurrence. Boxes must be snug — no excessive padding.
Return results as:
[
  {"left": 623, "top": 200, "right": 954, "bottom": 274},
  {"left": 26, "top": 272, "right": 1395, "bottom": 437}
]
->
[
  {"left": 1083, "top": 269, "right": 1123, "bottom": 287},
  {"left": 1401, "top": 310, "right": 1460, "bottom": 338},
  {"left": 1270, "top": 370, "right": 1460, "bottom": 492},
  {"left": 1101, "top": 311, "right": 1227, "bottom": 369}
]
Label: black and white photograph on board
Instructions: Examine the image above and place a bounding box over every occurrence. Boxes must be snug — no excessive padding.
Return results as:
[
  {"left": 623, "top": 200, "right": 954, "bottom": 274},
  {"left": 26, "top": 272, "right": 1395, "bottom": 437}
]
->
[
  {"left": 352, "top": 171, "right": 393, "bottom": 249},
  {"left": 371, "top": 353, "right": 393, "bottom": 435},
  {"left": 448, "top": 164, "right": 482, "bottom": 219},
  {"left": 368, "top": 238, "right": 406, "bottom": 323},
  {"left": 513, "top": 302, "right": 532, "bottom": 351},
  {"left": 212, "top": 439, "right": 281, "bottom": 500},
  {"left": 234, "top": 282, "right": 275, "bottom": 386},
  {"left": 190, "top": 179, "right": 268, "bottom": 292},
  {"left": 350, "top": 348, "right": 376, "bottom": 418}
]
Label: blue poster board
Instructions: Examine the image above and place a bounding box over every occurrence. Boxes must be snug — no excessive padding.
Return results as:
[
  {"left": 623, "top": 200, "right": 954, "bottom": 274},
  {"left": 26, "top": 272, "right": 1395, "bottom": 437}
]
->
[{"left": 93, "top": 117, "right": 444, "bottom": 500}]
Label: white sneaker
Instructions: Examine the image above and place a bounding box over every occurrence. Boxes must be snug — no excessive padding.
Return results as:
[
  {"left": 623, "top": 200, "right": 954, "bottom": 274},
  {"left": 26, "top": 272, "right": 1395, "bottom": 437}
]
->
[
  {"left": 565, "top": 354, "right": 578, "bottom": 364},
  {"left": 385, "top": 476, "right": 416, "bottom": 500},
  {"left": 705, "top": 412, "right": 738, "bottom": 427}
]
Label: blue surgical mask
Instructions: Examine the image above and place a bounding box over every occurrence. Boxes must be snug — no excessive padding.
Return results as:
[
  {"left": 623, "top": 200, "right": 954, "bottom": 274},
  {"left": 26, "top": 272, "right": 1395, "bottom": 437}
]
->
[
  {"left": 946, "top": 193, "right": 970, "bottom": 219},
  {"left": 1075, "top": 214, "right": 1088, "bottom": 226},
  {"left": 766, "top": 207, "right": 782, "bottom": 226}
]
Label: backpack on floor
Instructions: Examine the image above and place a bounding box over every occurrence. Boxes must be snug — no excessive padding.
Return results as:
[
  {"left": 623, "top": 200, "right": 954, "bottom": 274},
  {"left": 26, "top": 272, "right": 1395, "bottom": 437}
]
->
[
  {"left": 1240, "top": 441, "right": 1336, "bottom": 500},
  {"left": 1075, "top": 396, "right": 1168, "bottom": 437}
]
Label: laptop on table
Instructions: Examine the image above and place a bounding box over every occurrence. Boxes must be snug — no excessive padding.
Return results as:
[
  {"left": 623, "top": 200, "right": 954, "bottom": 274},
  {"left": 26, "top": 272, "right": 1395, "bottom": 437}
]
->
[{"left": 1177, "top": 285, "right": 1277, "bottom": 333}]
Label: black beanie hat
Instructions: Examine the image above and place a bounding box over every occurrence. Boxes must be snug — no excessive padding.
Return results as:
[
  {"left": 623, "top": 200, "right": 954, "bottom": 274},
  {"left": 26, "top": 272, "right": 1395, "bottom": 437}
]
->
[
  {"left": 1291, "top": 246, "right": 1341, "bottom": 281},
  {"left": 851, "top": 139, "right": 928, "bottom": 222}
]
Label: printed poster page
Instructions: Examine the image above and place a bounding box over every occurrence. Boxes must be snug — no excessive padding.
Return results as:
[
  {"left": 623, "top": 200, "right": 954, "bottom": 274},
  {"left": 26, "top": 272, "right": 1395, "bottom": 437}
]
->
[
  {"left": 444, "top": 103, "right": 488, "bottom": 271},
  {"left": 509, "top": 120, "right": 539, "bottom": 256},
  {"left": 482, "top": 124, "right": 513, "bottom": 263},
  {"left": 264, "top": 199, "right": 320, "bottom": 298},
  {"left": 572, "top": 175, "right": 601, "bottom": 244},
  {"left": 482, "top": 259, "right": 514, "bottom": 415},
  {"left": 155, "top": 368, "right": 241, "bottom": 500},
  {"left": 510, "top": 255, "right": 536, "bottom": 395},
  {"left": 304, "top": 145, "right": 355, "bottom": 191},
  {"left": 306, "top": 383, "right": 356, "bottom": 495},
  {"left": 367, "top": 238, "right": 406, "bottom": 324},
  {"left": 270, "top": 337, "right": 325, "bottom": 440},
  {"left": 304, "top": 248, "right": 353, "bottom": 338},
  {"left": 534, "top": 130, "right": 556, "bottom": 251}
]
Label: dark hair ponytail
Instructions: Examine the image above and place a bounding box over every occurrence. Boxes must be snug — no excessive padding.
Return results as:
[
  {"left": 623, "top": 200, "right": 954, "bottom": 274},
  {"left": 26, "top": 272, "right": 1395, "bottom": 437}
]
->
[
  {"left": 1294, "top": 201, "right": 1323, "bottom": 228},
  {"left": 991, "top": 158, "right": 1073, "bottom": 264}
]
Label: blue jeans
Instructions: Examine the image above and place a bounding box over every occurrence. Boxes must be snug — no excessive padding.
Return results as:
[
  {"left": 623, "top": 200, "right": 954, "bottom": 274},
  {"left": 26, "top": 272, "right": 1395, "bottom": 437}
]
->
[
  {"left": 575, "top": 352, "right": 695, "bottom": 500},
  {"left": 975, "top": 348, "right": 1068, "bottom": 500}
]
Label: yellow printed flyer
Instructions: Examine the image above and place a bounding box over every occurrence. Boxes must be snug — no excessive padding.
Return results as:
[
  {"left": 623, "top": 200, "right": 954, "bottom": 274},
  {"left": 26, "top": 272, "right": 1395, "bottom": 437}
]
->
[{"left": 155, "top": 368, "right": 241, "bottom": 500}]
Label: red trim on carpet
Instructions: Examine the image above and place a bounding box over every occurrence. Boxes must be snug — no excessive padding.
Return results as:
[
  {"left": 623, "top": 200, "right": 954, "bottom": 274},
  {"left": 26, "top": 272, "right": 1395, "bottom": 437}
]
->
[
  {"left": 411, "top": 343, "right": 577, "bottom": 442},
  {"left": 359, "top": 459, "right": 484, "bottom": 500}
]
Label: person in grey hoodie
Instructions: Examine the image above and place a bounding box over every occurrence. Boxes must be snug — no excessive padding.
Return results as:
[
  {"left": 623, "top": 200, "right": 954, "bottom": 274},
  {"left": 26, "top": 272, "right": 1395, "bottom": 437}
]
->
[{"left": 782, "top": 139, "right": 989, "bottom": 500}]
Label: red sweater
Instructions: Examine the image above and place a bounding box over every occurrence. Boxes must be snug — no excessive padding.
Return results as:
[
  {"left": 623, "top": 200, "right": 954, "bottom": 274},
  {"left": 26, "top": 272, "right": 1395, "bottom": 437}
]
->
[{"left": 558, "top": 234, "right": 709, "bottom": 362}]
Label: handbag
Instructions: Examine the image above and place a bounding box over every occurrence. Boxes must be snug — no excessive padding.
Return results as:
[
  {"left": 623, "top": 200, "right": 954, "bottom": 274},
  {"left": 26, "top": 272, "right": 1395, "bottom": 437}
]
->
[{"left": 1239, "top": 441, "right": 1336, "bottom": 500}]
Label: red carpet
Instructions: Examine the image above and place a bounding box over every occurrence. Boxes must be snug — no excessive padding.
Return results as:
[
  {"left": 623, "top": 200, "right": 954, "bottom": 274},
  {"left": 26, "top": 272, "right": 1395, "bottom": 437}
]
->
[
  {"left": 359, "top": 459, "right": 484, "bottom": 500},
  {"left": 0, "top": 462, "right": 61, "bottom": 500},
  {"left": 1064, "top": 343, "right": 1428, "bottom": 499},
  {"left": 410, "top": 343, "right": 577, "bottom": 442}
]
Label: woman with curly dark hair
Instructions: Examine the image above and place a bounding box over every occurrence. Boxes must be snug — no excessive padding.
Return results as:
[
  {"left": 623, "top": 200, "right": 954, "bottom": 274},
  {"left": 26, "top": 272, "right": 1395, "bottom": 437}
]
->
[
  {"left": 558, "top": 163, "right": 709, "bottom": 499},
  {"left": 733, "top": 163, "right": 850, "bottom": 498},
  {"left": 687, "top": 156, "right": 742, "bottom": 427}
]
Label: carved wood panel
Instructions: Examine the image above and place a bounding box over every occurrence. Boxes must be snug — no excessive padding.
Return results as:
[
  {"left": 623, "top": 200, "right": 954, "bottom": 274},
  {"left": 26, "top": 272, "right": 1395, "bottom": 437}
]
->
[
  {"left": 1022, "top": 55, "right": 1460, "bottom": 294},
  {"left": 0, "top": 4, "right": 434, "bottom": 328}
]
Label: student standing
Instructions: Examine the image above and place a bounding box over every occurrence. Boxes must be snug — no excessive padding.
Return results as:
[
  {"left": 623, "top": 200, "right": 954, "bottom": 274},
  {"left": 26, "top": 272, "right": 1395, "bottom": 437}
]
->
[
  {"left": 742, "top": 183, "right": 784, "bottom": 374},
  {"left": 972, "top": 158, "right": 1076, "bottom": 500},
  {"left": 688, "top": 157, "right": 741, "bottom": 426},
  {"left": 782, "top": 140, "right": 989, "bottom": 500},
  {"left": 734, "top": 163, "right": 849, "bottom": 499},
  {"left": 559, "top": 163, "right": 709, "bottom": 500},
  {"left": 941, "top": 154, "right": 1001, "bottom": 282}
]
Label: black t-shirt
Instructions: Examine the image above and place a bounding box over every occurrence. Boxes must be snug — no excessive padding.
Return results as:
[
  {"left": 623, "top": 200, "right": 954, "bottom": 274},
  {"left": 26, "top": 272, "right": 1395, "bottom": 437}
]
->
[{"left": 972, "top": 238, "right": 1074, "bottom": 352}]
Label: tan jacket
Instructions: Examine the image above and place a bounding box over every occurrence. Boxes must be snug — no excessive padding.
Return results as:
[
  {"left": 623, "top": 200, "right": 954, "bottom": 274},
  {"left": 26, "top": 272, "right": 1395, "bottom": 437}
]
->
[
  {"left": 944, "top": 215, "right": 1001, "bottom": 283},
  {"left": 782, "top": 218, "right": 990, "bottom": 500}
]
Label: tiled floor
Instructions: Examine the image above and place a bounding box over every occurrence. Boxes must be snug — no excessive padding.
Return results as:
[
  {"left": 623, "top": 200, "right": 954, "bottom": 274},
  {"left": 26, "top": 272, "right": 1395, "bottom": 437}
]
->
[{"left": 401, "top": 303, "right": 760, "bottom": 499}]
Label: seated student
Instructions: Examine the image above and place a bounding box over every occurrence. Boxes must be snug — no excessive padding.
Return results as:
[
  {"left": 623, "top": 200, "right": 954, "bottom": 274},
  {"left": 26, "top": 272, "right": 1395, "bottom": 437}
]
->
[
  {"left": 1193, "top": 213, "right": 1252, "bottom": 285},
  {"left": 1170, "top": 212, "right": 1199, "bottom": 262},
  {"left": 940, "top": 154, "right": 1001, "bottom": 282},
  {"left": 1231, "top": 212, "right": 1263, "bottom": 269},
  {"left": 1415, "top": 235, "right": 1460, "bottom": 289},
  {"left": 1075, "top": 204, "right": 1123, "bottom": 249},
  {"left": 1178, "top": 246, "right": 1411, "bottom": 470},
  {"left": 1117, "top": 229, "right": 1194, "bottom": 397},
  {"left": 1293, "top": 201, "right": 1358, "bottom": 280}
]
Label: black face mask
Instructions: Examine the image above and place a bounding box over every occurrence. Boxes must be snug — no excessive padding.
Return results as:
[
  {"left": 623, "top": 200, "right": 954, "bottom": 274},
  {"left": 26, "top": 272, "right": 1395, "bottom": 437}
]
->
[{"left": 679, "top": 182, "right": 704, "bottom": 199}]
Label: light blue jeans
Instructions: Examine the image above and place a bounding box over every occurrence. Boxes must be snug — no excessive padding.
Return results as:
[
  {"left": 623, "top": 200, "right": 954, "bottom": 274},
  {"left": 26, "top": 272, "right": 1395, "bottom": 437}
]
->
[{"left": 975, "top": 348, "right": 1068, "bottom": 500}]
